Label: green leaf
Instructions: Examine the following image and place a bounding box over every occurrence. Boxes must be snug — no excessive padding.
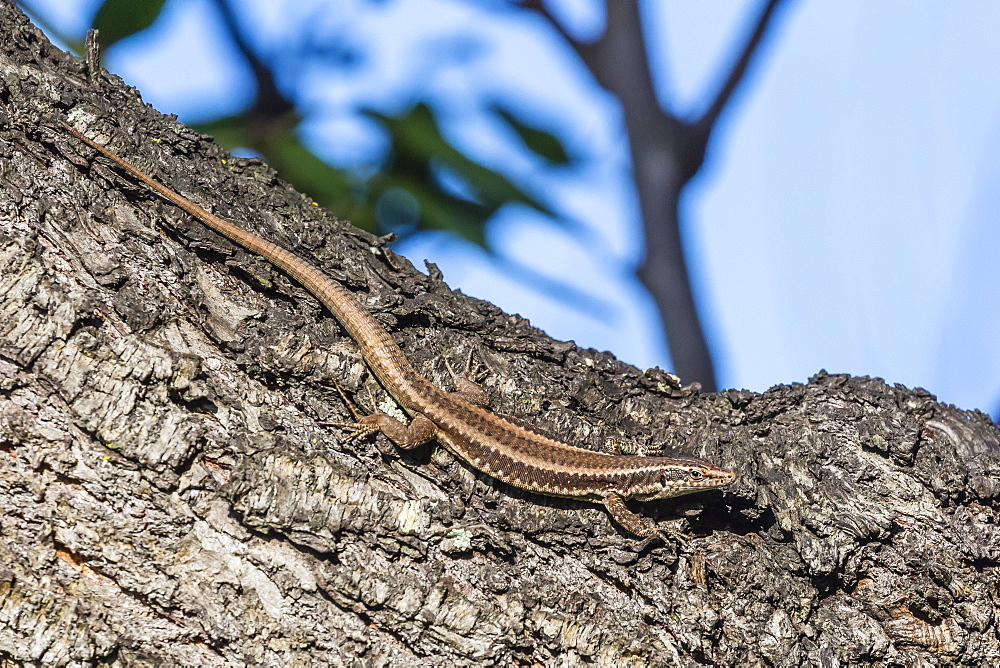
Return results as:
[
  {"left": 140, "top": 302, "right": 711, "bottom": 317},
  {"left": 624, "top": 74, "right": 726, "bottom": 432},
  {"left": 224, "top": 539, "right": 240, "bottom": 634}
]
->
[
  {"left": 263, "top": 129, "right": 375, "bottom": 231},
  {"left": 361, "top": 103, "right": 557, "bottom": 245},
  {"left": 92, "top": 0, "right": 168, "bottom": 50},
  {"left": 491, "top": 104, "right": 571, "bottom": 166},
  {"left": 191, "top": 115, "right": 375, "bottom": 231},
  {"left": 191, "top": 102, "right": 560, "bottom": 247},
  {"left": 373, "top": 171, "right": 493, "bottom": 247},
  {"left": 190, "top": 114, "right": 251, "bottom": 150}
]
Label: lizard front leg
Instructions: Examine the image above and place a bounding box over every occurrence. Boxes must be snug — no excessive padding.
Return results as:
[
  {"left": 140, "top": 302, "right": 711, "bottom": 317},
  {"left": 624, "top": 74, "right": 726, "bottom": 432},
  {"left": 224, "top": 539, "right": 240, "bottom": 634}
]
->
[{"left": 602, "top": 493, "right": 667, "bottom": 541}]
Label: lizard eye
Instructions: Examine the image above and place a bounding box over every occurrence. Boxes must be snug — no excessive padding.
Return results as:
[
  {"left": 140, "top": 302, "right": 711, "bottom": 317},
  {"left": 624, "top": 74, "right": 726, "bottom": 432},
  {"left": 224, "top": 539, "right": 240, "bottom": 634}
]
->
[{"left": 689, "top": 469, "right": 705, "bottom": 481}]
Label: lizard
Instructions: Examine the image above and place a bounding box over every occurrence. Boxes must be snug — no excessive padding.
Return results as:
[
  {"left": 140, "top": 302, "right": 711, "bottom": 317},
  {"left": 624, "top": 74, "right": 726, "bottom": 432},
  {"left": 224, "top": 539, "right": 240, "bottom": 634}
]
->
[{"left": 58, "top": 118, "right": 737, "bottom": 540}]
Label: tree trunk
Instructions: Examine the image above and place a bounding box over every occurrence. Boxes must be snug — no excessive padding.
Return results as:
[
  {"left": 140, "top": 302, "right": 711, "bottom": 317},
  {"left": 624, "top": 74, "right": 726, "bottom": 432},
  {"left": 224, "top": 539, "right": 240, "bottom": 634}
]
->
[{"left": 1, "top": 6, "right": 998, "bottom": 666}]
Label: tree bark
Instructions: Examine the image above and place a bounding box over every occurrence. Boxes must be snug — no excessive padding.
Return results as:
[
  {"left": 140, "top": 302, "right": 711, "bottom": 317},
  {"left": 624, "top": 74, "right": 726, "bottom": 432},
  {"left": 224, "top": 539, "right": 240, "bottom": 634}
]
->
[{"left": 1, "top": 6, "right": 999, "bottom": 666}]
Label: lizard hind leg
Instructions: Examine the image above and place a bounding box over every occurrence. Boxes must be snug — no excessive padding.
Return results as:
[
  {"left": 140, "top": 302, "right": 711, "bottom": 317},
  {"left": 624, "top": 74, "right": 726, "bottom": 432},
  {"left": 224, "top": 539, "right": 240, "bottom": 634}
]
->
[{"left": 324, "top": 379, "right": 438, "bottom": 449}]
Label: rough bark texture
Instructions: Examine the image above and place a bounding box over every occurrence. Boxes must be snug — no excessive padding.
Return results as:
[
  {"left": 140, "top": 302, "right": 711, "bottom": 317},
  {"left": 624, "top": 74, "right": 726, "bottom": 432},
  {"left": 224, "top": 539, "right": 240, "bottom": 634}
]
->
[{"left": 1, "top": 6, "right": 999, "bottom": 666}]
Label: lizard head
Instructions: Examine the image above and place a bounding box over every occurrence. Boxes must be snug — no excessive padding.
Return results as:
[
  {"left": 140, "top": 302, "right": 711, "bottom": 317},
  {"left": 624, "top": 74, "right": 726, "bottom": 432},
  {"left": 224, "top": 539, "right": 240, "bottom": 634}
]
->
[{"left": 628, "top": 457, "right": 736, "bottom": 501}]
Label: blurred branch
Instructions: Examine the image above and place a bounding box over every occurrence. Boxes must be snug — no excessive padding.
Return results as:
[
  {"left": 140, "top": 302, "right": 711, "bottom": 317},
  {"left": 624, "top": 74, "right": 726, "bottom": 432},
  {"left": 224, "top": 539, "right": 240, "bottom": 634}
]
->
[
  {"left": 525, "top": 0, "right": 791, "bottom": 391},
  {"left": 521, "top": 0, "right": 595, "bottom": 69},
  {"left": 210, "top": 0, "right": 293, "bottom": 120},
  {"left": 698, "top": 0, "right": 785, "bottom": 134}
]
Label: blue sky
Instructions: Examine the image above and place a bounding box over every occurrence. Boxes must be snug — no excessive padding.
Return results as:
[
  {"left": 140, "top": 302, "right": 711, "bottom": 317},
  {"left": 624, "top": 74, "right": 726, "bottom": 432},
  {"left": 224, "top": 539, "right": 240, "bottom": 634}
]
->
[{"left": 30, "top": 0, "right": 1000, "bottom": 417}]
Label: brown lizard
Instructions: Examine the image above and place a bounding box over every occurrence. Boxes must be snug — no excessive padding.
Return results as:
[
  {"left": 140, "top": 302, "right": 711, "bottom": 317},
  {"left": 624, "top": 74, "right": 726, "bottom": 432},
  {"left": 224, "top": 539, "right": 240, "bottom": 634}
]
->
[{"left": 59, "top": 119, "right": 736, "bottom": 539}]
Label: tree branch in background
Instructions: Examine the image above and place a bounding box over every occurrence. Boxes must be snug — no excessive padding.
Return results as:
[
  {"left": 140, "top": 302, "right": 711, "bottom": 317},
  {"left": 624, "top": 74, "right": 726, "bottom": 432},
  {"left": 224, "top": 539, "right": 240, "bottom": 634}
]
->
[
  {"left": 210, "top": 0, "right": 293, "bottom": 125},
  {"left": 698, "top": 0, "right": 785, "bottom": 136},
  {"left": 529, "top": 0, "right": 790, "bottom": 391}
]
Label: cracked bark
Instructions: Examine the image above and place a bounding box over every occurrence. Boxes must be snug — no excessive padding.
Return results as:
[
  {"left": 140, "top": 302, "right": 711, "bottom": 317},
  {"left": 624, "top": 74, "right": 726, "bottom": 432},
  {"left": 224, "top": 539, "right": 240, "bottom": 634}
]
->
[{"left": 1, "top": 5, "right": 999, "bottom": 666}]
